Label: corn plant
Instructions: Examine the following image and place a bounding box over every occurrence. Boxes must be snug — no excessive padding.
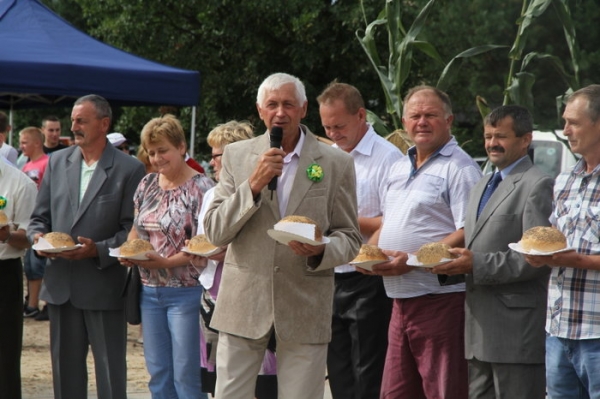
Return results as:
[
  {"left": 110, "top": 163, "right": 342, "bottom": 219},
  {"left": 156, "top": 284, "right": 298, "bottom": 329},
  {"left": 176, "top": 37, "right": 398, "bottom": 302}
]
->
[
  {"left": 356, "top": 0, "right": 502, "bottom": 134},
  {"left": 357, "top": 0, "right": 580, "bottom": 133},
  {"left": 502, "top": 0, "right": 580, "bottom": 121}
]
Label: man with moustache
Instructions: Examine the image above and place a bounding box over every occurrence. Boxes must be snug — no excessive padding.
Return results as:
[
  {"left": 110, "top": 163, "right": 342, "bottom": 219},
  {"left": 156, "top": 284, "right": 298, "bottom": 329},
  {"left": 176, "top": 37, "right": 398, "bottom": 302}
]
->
[
  {"left": 366, "top": 86, "right": 482, "bottom": 399},
  {"left": 526, "top": 84, "right": 600, "bottom": 398},
  {"left": 433, "top": 105, "right": 553, "bottom": 399},
  {"left": 28, "top": 94, "right": 145, "bottom": 399},
  {"left": 317, "top": 82, "right": 402, "bottom": 399},
  {"left": 204, "top": 73, "right": 361, "bottom": 399}
]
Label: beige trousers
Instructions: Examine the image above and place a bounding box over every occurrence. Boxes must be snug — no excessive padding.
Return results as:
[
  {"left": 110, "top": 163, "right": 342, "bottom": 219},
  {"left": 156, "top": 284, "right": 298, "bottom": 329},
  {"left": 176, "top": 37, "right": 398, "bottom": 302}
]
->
[{"left": 215, "top": 331, "right": 327, "bottom": 399}]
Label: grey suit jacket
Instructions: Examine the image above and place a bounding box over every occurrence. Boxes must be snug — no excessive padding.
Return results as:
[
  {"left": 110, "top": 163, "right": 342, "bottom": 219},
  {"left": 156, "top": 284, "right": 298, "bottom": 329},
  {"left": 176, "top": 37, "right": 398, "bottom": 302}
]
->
[
  {"left": 204, "top": 127, "right": 362, "bottom": 344},
  {"left": 28, "top": 143, "right": 146, "bottom": 310},
  {"left": 464, "top": 157, "right": 552, "bottom": 364}
]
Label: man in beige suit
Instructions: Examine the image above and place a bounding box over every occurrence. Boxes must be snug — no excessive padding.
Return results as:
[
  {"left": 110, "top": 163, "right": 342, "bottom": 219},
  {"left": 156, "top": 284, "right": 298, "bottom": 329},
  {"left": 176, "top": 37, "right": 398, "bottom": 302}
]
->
[{"left": 204, "top": 73, "right": 361, "bottom": 399}]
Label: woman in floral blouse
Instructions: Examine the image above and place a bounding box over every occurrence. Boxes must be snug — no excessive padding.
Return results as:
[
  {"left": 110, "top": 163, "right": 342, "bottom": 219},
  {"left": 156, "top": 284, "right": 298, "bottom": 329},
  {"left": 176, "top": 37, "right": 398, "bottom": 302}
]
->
[{"left": 121, "top": 114, "right": 214, "bottom": 399}]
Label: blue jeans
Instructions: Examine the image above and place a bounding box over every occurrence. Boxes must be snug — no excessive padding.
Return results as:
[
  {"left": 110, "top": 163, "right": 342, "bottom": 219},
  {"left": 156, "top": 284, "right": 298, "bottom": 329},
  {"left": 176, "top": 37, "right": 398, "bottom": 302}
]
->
[
  {"left": 546, "top": 335, "right": 600, "bottom": 399},
  {"left": 24, "top": 248, "right": 46, "bottom": 280},
  {"left": 141, "top": 285, "right": 207, "bottom": 399}
]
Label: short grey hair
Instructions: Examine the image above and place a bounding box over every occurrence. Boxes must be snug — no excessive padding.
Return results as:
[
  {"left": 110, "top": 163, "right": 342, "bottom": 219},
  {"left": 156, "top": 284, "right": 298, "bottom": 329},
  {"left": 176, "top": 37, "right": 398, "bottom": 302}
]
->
[
  {"left": 74, "top": 94, "right": 112, "bottom": 123},
  {"left": 403, "top": 85, "right": 453, "bottom": 118},
  {"left": 256, "top": 73, "right": 307, "bottom": 106},
  {"left": 567, "top": 84, "right": 600, "bottom": 123}
]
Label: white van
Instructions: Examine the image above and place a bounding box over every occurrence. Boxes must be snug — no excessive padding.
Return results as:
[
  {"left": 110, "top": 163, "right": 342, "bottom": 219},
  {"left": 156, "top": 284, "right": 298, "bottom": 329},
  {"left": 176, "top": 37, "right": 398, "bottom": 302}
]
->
[{"left": 482, "top": 130, "right": 578, "bottom": 178}]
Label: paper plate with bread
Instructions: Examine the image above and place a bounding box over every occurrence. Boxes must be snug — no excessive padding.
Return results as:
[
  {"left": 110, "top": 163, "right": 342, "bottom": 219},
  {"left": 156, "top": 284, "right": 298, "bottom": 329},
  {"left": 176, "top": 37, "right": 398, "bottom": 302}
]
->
[
  {"left": 109, "top": 239, "right": 160, "bottom": 260},
  {"left": 350, "top": 244, "right": 390, "bottom": 271},
  {"left": 32, "top": 232, "right": 81, "bottom": 253},
  {"left": 182, "top": 234, "right": 223, "bottom": 257},
  {"left": 509, "top": 226, "right": 573, "bottom": 255},
  {"left": 267, "top": 215, "right": 330, "bottom": 246},
  {"left": 406, "top": 242, "right": 457, "bottom": 268}
]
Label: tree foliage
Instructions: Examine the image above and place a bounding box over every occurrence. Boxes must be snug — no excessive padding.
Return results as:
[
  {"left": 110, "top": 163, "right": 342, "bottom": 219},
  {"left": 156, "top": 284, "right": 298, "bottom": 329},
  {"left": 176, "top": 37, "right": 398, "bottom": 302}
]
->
[{"left": 10, "top": 0, "right": 598, "bottom": 160}]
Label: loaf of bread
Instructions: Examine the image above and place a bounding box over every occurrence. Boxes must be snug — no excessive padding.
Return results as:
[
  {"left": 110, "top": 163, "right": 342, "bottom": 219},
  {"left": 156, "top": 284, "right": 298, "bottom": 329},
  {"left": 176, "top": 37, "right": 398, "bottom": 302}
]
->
[
  {"left": 0, "top": 210, "right": 8, "bottom": 225},
  {"left": 353, "top": 244, "right": 387, "bottom": 263},
  {"left": 280, "top": 215, "right": 323, "bottom": 241},
  {"left": 416, "top": 242, "right": 456, "bottom": 264},
  {"left": 521, "top": 226, "right": 566, "bottom": 252},
  {"left": 44, "top": 232, "right": 75, "bottom": 248},
  {"left": 188, "top": 234, "right": 218, "bottom": 253},
  {"left": 120, "top": 239, "right": 154, "bottom": 256}
]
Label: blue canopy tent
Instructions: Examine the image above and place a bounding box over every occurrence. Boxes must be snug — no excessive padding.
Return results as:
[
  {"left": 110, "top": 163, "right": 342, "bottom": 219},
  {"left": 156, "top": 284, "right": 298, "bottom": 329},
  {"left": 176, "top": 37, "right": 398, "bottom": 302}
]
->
[{"left": 0, "top": 0, "right": 201, "bottom": 153}]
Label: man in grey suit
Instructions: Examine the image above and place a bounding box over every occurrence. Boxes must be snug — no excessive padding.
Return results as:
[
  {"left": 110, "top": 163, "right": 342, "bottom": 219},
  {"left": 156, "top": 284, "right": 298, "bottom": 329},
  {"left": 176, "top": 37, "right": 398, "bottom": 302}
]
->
[
  {"left": 204, "top": 73, "right": 362, "bottom": 399},
  {"left": 28, "top": 94, "right": 146, "bottom": 399},
  {"left": 433, "top": 105, "right": 553, "bottom": 399}
]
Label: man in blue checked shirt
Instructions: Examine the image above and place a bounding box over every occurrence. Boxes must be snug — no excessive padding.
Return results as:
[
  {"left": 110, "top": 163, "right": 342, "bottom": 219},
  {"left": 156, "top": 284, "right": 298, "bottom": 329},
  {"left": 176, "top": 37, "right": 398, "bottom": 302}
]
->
[{"left": 526, "top": 84, "right": 600, "bottom": 399}]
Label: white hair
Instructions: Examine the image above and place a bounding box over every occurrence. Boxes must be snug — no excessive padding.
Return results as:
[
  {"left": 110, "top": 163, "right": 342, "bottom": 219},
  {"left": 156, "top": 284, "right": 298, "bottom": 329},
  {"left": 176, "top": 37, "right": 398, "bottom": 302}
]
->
[{"left": 256, "top": 73, "right": 307, "bottom": 106}]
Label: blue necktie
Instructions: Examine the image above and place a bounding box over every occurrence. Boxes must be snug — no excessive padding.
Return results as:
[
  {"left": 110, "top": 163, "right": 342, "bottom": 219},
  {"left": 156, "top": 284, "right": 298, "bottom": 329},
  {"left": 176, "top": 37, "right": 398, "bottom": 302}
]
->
[{"left": 477, "top": 172, "right": 502, "bottom": 218}]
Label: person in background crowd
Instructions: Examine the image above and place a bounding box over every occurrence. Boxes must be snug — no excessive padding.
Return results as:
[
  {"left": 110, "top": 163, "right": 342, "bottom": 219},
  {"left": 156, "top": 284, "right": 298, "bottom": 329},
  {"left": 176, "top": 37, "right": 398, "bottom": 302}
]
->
[
  {"left": 191, "top": 120, "right": 278, "bottom": 398},
  {"left": 28, "top": 94, "right": 146, "bottom": 399},
  {"left": 365, "top": 85, "right": 482, "bottom": 399},
  {"left": 526, "top": 84, "right": 600, "bottom": 399},
  {"left": 186, "top": 153, "right": 205, "bottom": 174},
  {"left": 0, "top": 157, "right": 37, "bottom": 399},
  {"left": 41, "top": 115, "right": 68, "bottom": 154},
  {"left": 204, "top": 72, "right": 361, "bottom": 399},
  {"left": 136, "top": 146, "right": 154, "bottom": 174},
  {"left": 120, "top": 114, "right": 213, "bottom": 398},
  {"left": 107, "top": 132, "right": 131, "bottom": 154},
  {"left": 133, "top": 143, "right": 154, "bottom": 346},
  {"left": 317, "top": 82, "right": 402, "bottom": 399},
  {"left": 0, "top": 111, "right": 19, "bottom": 165},
  {"left": 433, "top": 105, "right": 553, "bottom": 399},
  {"left": 19, "top": 127, "right": 48, "bottom": 191},
  {"left": 19, "top": 127, "right": 51, "bottom": 321}
]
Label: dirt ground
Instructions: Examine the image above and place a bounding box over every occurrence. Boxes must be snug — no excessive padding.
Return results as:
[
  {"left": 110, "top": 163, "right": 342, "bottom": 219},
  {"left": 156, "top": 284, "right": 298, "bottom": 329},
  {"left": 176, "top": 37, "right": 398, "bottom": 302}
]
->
[{"left": 21, "top": 314, "right": 149, "bottom": 398}]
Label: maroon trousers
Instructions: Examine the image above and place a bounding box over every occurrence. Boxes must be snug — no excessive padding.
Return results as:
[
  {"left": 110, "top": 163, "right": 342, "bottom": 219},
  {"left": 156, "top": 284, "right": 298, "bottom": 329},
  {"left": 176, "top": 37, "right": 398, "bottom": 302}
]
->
[{"left": 380, "top": 292, "right": 468, "bottom": 399}]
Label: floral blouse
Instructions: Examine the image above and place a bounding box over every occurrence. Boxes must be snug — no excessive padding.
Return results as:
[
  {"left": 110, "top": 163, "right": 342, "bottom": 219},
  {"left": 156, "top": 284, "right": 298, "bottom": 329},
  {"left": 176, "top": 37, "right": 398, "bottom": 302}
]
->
[{"left": 133, "top": 173, "right": 214, "bottom": 287}]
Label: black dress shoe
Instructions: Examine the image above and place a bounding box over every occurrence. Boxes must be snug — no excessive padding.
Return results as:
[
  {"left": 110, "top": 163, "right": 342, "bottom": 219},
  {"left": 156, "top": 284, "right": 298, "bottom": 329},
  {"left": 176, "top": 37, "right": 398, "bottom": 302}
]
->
[{"left": 35, "top": 305, "right": 49, "bottom": 321}]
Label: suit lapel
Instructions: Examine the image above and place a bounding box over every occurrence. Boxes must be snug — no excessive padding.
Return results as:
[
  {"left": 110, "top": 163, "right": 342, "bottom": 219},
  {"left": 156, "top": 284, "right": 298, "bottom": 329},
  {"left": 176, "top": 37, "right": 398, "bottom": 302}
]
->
[
  {"left": 285, "top": 129, "right": 322, "bottom": 216},
  {"left": 469, "top": 158, "right": 533, "bottom": 246}
]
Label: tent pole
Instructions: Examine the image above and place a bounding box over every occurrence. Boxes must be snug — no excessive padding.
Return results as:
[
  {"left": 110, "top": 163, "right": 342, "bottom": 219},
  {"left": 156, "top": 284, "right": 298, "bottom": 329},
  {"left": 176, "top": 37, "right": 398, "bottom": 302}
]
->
[
  {"left": 190, "top": 106, "right": 197, "bottom": 158},
  {"left": 8, "top": 106, "right": 14, "bottom": 146}
]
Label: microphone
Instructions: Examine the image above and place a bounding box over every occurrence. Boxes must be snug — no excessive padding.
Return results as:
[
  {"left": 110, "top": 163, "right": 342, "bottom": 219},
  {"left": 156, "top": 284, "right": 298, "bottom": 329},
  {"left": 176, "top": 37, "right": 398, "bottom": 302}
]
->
[{"left": 268, "top": 126, "right": 283, "bottom": 199}]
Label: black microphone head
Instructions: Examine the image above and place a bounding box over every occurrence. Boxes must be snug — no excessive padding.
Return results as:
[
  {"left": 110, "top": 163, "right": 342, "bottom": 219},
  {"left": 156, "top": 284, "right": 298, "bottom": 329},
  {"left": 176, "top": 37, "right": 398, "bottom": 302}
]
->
[{"left": 270, "top": 126, "right": 283, "bottom": 148}]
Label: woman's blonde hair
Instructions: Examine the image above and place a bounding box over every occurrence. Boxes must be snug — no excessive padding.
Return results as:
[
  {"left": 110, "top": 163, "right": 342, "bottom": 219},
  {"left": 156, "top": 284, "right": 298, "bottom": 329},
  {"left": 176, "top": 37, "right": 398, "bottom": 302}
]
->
[
  {"left": 141, "top": 114, "right": 187, "bottom": 151},
  {"left": 207, "top": 120, "right": 254, "bottom": 149}
]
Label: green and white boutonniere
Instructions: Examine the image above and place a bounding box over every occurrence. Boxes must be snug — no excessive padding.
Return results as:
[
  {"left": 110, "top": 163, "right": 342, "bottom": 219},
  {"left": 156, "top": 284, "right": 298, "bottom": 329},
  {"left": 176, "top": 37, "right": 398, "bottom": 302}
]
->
[{"left": 306, "top": 163, "right": 324, "bottom": 182}]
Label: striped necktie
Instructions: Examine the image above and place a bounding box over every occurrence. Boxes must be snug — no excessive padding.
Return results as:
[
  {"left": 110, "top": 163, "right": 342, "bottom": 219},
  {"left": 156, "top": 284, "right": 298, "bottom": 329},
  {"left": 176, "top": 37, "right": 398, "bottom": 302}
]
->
[{"left": 477, "top": 172, "right": 502, "bottom": 218}]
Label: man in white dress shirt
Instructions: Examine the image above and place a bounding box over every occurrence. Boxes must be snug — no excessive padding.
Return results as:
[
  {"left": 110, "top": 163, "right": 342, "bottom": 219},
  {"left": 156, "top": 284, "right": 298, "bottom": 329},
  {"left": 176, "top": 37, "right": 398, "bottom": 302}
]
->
[
  {"left": 0, "top": 158, "right": 37, "bottom": 398},
  {"left": 318, "top": 82, "right": 402, "bottom": 399}
]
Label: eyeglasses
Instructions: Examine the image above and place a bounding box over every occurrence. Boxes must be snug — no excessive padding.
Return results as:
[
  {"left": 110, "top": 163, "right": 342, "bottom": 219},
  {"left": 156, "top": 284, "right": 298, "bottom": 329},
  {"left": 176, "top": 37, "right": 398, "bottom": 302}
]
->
[{"left": 211, "top": 153, "right": 223, "bottom": 160}]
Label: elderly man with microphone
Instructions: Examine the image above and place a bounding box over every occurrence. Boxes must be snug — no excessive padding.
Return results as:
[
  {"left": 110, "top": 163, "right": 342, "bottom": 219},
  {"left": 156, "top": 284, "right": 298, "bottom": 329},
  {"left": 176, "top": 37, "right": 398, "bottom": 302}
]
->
[{"left": 204, "top": 72, "right": 361, "bottom": 399}]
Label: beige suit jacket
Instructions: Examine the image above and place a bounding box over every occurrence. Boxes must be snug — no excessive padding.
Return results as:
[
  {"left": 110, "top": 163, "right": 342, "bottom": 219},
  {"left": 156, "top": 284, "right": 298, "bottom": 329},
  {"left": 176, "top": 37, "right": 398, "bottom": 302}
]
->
[{"left": 204, "top": 126, "right": 361, "bottom": 344}]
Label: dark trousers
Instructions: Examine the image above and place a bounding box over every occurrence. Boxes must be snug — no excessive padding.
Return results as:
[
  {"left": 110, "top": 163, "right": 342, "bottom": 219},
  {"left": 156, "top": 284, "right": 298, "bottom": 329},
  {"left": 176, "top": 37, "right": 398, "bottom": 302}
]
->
[
  {"left": 48, "top": 301, "right": 127, "bottom": 399},
  {"left": 327, "top": 272, "right": 392, "bottom": 399},
  {"left": 0, "top": 257, "right": 23, "bottom": 399}
]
